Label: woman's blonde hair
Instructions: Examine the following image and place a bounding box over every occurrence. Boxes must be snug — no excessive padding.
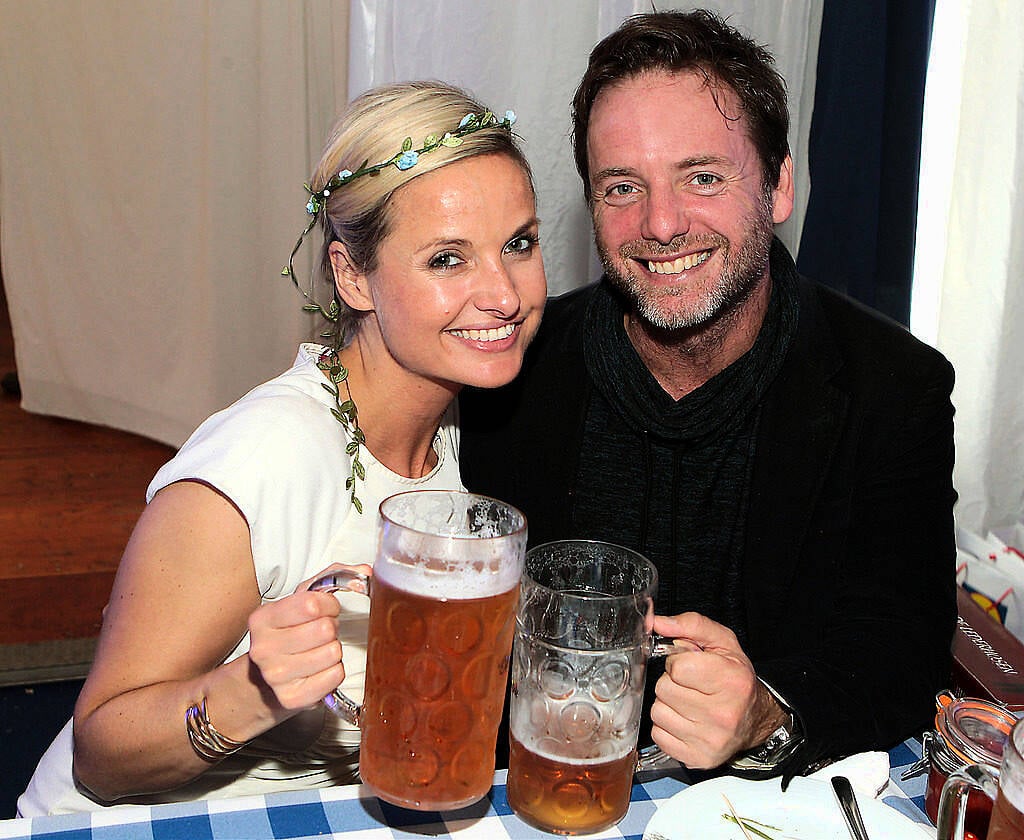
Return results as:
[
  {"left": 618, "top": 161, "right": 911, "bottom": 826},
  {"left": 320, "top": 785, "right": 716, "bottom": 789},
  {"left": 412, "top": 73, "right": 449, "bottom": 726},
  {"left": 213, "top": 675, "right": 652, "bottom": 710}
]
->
[{"left": 309, "top": 81, "right": 532, "bottom": 347}]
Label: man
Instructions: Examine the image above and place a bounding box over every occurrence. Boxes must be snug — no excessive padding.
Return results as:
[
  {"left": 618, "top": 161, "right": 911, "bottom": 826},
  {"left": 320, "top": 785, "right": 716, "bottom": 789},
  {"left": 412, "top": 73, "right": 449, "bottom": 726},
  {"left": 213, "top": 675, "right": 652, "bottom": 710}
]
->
[{"left": 460, "top": 9, "right": 956, "bottom": 778}]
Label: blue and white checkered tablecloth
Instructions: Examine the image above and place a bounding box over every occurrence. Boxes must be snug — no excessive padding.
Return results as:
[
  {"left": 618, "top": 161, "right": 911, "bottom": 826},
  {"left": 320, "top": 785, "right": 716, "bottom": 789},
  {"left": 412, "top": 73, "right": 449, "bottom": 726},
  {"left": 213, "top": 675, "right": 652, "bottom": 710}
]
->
[{"left": 0, "top": 740, "right": 932, "bottom": 840}]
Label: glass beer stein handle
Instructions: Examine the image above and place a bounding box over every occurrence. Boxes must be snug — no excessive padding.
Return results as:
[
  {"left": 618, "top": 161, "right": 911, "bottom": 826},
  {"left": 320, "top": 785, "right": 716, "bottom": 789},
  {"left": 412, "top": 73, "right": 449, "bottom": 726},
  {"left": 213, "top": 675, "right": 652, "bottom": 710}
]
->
[
  {"left": 308, "top": 569, "right": 371, "bottom": 727},
  {"left": 650, "top": 634, "right": 695, "bottom": 658},
  {"left": 634, "top": 635, "right": 694, "bottom": 772},
  {"left": 935, "top": 763, "right": 999, "bottom": 840},
  {"left": 637, "top": 743, "right": 677, "bottom": 772}
]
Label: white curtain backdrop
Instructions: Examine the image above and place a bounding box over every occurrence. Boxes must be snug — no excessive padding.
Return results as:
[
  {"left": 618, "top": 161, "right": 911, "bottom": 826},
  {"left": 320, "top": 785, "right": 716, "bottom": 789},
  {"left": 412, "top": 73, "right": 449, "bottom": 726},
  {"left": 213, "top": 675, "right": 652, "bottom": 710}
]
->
[
  {"left": 911, "top": 0, "right": 1024, "bottom": 534},
  {"left": 0, "top": 0, "right": 349, "bottom": 446},
  {"left": 348, "top": 0, "right": 823, "bottom": 296}
]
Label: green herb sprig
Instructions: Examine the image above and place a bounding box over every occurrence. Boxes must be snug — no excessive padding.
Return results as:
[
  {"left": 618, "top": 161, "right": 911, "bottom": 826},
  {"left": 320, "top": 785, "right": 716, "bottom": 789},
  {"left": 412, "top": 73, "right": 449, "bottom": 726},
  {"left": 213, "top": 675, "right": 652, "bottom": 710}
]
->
[{"left": 722, "top": 811, "right": 784, "bottom": 839}]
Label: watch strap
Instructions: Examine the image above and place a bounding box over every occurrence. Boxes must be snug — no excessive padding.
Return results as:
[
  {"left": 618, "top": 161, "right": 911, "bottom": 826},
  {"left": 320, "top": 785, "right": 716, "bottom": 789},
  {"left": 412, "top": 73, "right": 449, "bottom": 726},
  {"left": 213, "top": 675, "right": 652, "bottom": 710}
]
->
[{"left": 728, "top": 704, "right": 804, "bottom": 772}]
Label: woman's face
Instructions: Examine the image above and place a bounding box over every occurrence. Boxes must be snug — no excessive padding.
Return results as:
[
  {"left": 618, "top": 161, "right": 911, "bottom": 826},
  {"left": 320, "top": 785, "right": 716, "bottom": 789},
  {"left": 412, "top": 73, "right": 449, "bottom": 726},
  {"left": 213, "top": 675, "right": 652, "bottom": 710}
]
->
[{"left": 349, "top": 153, "right": 546, "bottom": 391}]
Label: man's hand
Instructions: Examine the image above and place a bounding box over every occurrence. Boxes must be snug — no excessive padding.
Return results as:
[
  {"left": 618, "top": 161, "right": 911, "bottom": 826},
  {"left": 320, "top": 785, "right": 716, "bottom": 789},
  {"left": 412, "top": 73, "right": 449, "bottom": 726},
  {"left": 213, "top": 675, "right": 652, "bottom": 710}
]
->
[{"left": 650, "top": 612, "right": 787, "bottom": 769}]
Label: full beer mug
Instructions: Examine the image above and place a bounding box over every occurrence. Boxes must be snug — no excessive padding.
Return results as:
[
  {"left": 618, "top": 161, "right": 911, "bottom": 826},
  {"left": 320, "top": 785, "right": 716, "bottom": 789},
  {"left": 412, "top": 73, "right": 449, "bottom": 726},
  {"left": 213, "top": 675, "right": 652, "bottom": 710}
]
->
[
  {"left": 311, "top": 490, "right": 526, "bottom": 811},
  {"left": 937, "top": 715, "right": 1024, "bottom": 840},
  {"left": 507, "top": 540, "right": 676, "bottom": 834}
]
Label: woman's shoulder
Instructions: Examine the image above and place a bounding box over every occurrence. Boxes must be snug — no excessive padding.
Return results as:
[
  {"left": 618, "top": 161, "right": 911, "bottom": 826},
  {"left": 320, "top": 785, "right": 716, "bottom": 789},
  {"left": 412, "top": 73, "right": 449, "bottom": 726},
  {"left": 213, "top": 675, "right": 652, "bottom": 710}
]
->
[
  {"left": 148, "top": 345, "right": 348, "bottom": 502},
  {"left": 232, "top": 343, "right": 336, "bottom": 418},
  {"left": 198, "top": 344, "right": 339, "bottom": 436}
]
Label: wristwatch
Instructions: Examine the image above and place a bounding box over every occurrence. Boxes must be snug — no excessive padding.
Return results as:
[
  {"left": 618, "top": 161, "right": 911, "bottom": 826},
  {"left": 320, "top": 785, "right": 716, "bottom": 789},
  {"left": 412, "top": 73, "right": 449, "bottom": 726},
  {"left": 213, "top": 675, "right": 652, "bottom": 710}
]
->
[{"left": 729, "top": 708, "right": 805, "bottom": 772}]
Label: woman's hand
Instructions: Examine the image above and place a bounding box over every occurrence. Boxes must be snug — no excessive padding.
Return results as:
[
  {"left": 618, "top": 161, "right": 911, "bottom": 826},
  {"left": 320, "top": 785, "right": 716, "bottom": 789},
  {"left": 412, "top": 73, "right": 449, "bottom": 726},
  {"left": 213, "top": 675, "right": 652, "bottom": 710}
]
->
[{"left": 247, "top": 564, "right": 372, "bottom": 712}]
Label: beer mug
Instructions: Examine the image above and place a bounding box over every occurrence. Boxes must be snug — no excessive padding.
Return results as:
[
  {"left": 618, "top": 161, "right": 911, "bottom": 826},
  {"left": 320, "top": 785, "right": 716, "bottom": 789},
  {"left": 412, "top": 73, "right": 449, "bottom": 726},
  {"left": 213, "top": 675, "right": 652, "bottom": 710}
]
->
[
  {"left": 507, "top": 540, "right": 676, "bottom": 835},
  {"left": 937, "top": 714, "right": 1024, "bottom": 840},
  {"left": 310, "top": 490, "right": 526, "bottom": 811}
]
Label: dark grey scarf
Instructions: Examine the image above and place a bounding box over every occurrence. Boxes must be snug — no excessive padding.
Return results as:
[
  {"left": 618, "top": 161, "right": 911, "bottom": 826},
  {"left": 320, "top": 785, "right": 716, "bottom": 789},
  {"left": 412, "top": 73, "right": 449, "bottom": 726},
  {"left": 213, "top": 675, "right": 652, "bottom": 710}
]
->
[
  {"left": 575, "top": 241, "right": 801, "bottom": 627},
  {"left": 583, "top": 257, "right": 799, "bottom": 446}
]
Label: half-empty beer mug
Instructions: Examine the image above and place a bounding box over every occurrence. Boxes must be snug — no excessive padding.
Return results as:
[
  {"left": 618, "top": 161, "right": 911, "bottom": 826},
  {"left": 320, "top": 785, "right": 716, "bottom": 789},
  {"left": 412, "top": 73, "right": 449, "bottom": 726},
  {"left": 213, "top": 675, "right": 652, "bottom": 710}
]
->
[
  {"left": 937, "top": 714, "right": 1024, "bottom": 840},
  {"left": 311, "top": 490, "right": 526, "bottom": 811},
  {"left": 507, "top": 540, "right": 675, "bottom": 834}
]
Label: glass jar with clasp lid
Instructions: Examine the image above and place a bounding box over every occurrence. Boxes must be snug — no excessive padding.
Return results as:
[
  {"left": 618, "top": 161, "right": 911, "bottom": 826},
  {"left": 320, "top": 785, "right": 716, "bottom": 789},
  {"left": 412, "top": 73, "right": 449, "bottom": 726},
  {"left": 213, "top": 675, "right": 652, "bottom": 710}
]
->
[{"left": 903, "top": 690, "right": 1018, "bottom": 838}]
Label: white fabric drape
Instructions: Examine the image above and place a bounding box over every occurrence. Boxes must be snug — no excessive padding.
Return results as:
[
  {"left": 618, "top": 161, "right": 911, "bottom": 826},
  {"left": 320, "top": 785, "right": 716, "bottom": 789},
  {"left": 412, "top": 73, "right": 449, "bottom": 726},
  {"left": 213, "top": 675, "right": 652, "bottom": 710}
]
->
[
  {"left": 910, "top": 0, "right": 1024, "bottom": 534},
  {"left": 0, "top": 0, "right": 348, "bottom": 446},
  {"left": 348, "top": 0, "right": 823, "bottom": 296}
]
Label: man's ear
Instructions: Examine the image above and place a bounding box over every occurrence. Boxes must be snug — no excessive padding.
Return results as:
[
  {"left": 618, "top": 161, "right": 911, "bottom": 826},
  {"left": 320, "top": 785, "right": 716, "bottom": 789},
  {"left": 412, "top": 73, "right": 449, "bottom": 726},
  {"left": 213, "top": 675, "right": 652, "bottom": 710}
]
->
[
  {"left": 771, "top": 154, "right": 795, "bottom": 225},
  {"left": 329, "top": 241, "right": 374, "bottom": 312}
]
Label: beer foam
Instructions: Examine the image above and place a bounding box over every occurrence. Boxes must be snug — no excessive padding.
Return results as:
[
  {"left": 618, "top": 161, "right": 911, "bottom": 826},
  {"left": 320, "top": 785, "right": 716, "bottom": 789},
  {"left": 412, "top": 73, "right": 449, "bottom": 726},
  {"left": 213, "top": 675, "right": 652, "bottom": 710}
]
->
[
  {"left": 375, "top": 550, "right": 521, "bottom": 599},
  {"left": 510, "top": 726, "right": 635, "bottom": 765}
]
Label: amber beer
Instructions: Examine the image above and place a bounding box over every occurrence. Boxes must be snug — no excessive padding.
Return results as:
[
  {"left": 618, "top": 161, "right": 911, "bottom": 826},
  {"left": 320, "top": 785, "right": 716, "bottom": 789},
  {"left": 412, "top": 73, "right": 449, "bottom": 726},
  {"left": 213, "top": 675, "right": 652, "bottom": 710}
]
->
[
  {"left": 359, "top": 570, "right": 518, "bottom": 810},
  {"left": 508, "top": 542, "right": 665, "bottom": 834},
  {"left": 310, "top": 491, "right": 526, "bottom": 810},
  {"left": 507, "top": 734, "right": 636, "bottom": 834},
  {"left": 988, "top": 784, "right": 1024, "bottom": 840}
]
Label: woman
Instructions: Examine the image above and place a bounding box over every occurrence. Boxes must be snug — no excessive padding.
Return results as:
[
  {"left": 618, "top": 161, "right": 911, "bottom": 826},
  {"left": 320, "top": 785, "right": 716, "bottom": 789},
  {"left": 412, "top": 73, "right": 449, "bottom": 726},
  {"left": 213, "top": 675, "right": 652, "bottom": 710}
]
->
[{"left": 19, "top": 81, "right": 545, "bottom": 814}]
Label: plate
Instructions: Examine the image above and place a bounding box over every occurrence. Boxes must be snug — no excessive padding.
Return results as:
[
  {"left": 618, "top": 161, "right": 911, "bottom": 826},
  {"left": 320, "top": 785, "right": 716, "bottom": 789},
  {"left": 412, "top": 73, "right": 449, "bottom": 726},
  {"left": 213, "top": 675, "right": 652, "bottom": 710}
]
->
[{"left": 643, "top": 776, "right": 933, "bottom": 839}]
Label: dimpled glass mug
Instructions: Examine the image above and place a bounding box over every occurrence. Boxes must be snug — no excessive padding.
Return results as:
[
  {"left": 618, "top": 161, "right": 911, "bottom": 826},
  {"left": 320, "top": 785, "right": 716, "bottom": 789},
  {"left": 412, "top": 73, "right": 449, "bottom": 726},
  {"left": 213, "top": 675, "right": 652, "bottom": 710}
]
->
[
  {"left": 937, "top": 714, "right": 1024, "bottom": 840},
  {"left": 507, "top": 540, "right": 676, "bottom": 835},
  {"left": 310, "top": 490, "right": 526, "bottom": 811}
]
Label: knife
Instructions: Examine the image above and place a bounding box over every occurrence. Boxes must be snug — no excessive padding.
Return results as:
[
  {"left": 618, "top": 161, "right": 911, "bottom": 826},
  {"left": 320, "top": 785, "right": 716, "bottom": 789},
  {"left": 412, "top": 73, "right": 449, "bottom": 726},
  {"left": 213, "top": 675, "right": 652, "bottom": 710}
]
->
[{"left": 831, "top": 775, "right": 871, "bottom": 840}]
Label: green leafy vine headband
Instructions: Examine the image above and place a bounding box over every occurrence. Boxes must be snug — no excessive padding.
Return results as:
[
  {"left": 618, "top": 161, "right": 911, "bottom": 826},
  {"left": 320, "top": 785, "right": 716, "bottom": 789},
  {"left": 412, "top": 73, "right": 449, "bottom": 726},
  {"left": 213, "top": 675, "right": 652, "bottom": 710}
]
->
[{"left": 280, "top": 108, "right": 517, "bottom": 514}]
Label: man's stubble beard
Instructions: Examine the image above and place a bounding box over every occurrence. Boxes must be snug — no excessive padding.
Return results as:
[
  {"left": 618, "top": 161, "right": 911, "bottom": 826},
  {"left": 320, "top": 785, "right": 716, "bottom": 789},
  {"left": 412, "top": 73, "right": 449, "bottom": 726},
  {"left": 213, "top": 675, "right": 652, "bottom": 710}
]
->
[{"left": 596, "top": 197, "right": 776, "bottom": 333}]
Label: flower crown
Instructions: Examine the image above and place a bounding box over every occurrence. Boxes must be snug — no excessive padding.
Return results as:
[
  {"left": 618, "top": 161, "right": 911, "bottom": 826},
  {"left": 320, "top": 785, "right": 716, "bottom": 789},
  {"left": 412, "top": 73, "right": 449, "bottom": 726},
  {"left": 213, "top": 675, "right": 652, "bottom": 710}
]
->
[
  {"left": 306, "top": 109, "right": 518, "bottom": 217},
  {"left": 280, "top": 108, "right": 517, "bottom": 514}
]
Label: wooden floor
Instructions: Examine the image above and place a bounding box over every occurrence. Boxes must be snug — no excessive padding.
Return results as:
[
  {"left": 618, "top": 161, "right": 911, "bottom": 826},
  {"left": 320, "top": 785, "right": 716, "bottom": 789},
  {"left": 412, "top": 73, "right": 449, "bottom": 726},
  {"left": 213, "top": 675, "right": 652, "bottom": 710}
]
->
[{"left": 0, "top": 280, "right": 175, "bottom": 681}]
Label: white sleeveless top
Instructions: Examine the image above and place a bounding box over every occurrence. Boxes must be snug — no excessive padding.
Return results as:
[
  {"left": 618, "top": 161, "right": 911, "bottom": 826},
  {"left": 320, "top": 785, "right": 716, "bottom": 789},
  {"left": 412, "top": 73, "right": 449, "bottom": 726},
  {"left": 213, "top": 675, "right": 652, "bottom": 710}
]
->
[{"left": 19, "top": 344, "right": 464, "bottom": 814}]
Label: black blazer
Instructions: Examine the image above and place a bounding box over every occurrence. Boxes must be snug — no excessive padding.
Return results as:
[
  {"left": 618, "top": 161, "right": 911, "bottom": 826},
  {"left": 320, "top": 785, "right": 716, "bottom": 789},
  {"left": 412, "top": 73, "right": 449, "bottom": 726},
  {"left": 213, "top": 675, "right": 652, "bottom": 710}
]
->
[{"left": 459, "top": 246, "right": 957, "bottom": 774}]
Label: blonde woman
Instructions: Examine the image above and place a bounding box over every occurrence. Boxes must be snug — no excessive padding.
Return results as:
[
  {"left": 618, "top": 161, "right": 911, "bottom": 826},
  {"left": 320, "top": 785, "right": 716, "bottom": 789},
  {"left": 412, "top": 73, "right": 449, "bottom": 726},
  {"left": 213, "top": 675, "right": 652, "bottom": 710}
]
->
[{"left": 20, "top": 81, "right": 545, "bottom": 814}]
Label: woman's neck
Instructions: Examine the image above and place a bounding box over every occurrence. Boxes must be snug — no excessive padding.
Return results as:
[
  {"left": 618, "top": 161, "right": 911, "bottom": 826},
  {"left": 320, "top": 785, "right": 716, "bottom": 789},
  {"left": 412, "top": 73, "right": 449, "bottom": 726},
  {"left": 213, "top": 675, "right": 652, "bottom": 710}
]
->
[{"left": 333, "top": 339, "right": 458, "bottom": 480}]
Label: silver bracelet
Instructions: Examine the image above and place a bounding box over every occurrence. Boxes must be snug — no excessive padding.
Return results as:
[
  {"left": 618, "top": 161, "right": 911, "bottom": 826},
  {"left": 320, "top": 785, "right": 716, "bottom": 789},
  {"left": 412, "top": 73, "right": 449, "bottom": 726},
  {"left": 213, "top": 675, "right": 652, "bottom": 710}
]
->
[{"left": 185, "top": 697, "right": 249, "bottom": 762}]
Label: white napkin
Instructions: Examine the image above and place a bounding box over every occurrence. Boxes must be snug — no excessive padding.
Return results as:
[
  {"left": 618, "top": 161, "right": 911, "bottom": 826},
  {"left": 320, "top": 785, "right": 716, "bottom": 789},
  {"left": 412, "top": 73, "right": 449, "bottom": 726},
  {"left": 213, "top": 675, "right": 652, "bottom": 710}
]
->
[{"left": 808, "top": 751, "right": 891, "bottom": 797}]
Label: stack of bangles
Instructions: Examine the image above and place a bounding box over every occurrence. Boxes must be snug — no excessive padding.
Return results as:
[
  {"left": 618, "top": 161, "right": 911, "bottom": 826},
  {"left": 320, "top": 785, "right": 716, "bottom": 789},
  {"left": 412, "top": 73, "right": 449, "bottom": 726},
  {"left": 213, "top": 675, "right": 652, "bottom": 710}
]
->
[{"left": 185, "top": 697, "right": 250, "bottom": 762}]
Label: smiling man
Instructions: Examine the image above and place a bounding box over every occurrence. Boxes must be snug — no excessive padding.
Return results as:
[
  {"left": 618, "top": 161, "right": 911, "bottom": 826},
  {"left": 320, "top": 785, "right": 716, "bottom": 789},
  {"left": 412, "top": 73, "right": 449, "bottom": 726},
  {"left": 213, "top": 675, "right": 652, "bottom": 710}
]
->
[
  {"left": 588, "top": 67, "right": 790, "bottom": 399},
  {"left": 459, "top": 10, "right": 957, "bottom": 780}
]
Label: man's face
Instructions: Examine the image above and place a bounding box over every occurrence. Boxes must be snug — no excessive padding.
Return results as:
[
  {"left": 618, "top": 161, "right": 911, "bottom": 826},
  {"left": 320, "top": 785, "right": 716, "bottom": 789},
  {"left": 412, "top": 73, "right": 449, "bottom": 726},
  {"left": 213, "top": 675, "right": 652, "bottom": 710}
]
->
[{"left": 587, "top": 70, "right": 793, "bottom": 331}]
